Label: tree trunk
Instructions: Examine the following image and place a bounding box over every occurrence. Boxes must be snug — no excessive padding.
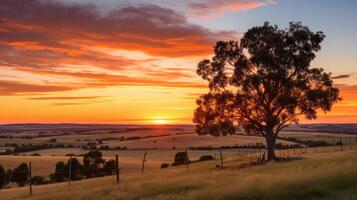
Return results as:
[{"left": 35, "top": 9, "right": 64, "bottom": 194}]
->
[{"left": 265, "top": 134, "right": 276, "bottom": 161}]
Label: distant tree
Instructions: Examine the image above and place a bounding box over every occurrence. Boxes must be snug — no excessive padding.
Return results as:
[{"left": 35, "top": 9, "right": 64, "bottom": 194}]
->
[
  {"left": 82, "top": 150, "right": 105, "bottom": 178},
  {"left": 0, "top": 164, "right": 8, "bottom": 189},
  {"left": 193, "top": 22, "right": 340, "bottom": 160},
  {"left": 102, "top": 160, "right": 116, "bottom": 175},
  {"left": 65, "top": 157, "right": 83, "bottom": 180},
  {"left": 11, "top": 163, "right": 30, "bottom": 186},
  {"left": 50, "top": 161, "right": 66, "bottom": 182}
]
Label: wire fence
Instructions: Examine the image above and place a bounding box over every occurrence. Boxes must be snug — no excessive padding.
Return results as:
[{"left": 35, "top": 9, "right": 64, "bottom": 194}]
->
[{"left": 3, "top": 135, "right": 357, "bottom": 196}]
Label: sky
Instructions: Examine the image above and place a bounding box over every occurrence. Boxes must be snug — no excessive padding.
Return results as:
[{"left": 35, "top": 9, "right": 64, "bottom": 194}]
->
[{"left": 0, "top": 0, "right": 356, "bottom": 124}]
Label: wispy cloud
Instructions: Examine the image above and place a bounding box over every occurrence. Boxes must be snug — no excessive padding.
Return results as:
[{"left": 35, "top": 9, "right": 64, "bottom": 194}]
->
[
  {"left": 27, "top": 96, "right": 107, "bottom": 100},
  {"left": 0, "top": 80, "right": 74, "bottom": 95},
  {"left": 332, "top": 74, "right": 351, "bottom": 79},
  {"left": 16, "top": 67, "right": 207, "bottom": 89},
  {"left": 188, "top": 0, "right": 276, "bottom": 19}
]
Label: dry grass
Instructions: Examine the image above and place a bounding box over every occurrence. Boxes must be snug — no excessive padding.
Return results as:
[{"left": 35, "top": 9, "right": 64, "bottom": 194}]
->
[
  {"left": 1, "top": 150, "right": 357, "bottom": 200},
  {"left": 0, "top": 149, "right": 238, "bottom": 177}
]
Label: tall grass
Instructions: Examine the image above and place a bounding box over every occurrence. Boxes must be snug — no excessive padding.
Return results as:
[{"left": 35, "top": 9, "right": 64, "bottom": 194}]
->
[{"left": 1, "top": 151, "right": 356, "bottom": 200}]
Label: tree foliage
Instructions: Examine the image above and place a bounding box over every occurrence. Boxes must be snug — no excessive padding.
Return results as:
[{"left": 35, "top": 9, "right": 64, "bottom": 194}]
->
[
  {"left": 0, "top": 164, "right": 8, "bottom": 189},
  {"left": 50, "top": 161, "right": 66, "bottom": 183},
  {"left": 11, "top": 163, "right": 29, "bottom": 187},
  {"left": 193, "top": 22, "right": 340, "bottom": 160},
  {"left": 83, "top": 150, "right": 105, "bottom": 178}
]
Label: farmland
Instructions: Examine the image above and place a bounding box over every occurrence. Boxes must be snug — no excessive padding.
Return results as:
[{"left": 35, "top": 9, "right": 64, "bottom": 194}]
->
[
  {"left": 1, "top": 123, "right": 357, "bottom": 198},
  {"left": 1, "top": 149, "right": 357, "bottom": 200}
]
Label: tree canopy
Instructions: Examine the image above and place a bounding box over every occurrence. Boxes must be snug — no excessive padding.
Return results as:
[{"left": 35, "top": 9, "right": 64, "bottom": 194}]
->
[{"left": 193, "top": 22, "right": 340, "bottom": 160}]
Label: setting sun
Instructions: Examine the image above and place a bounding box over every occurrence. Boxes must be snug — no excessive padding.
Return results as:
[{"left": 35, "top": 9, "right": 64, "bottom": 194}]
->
[{"left": 153, "top": 119, "right": 168, "bottom": 125}]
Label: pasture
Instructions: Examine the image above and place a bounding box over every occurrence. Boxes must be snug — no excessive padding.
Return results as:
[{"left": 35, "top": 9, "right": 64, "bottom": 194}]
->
[{"left": 0, "top": 150, "right": 357, "bottom": 200}]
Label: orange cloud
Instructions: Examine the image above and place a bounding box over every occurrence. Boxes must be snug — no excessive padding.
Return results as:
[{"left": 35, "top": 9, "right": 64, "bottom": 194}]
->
[
  {"left": 0, "top": 80, "right": 74, "bottom": 95},
  {"left": 16, "top": 68, "right": 207, "bottom": 90},
  {"left": 0, "top": 0, "right": 235, "bottom": 58},
  {"left": 188, "top": 0, "right": 275, "bottom": 19}
]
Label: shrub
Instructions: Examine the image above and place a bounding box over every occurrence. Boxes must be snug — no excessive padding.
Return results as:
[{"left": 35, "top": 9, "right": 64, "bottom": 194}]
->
[
  {"left": 103, "top": 160, "right": 116, "bottom": 175},
  {"left": 172, "top": 152, "right": 190, "bottom": 166},
  {"left": 31, "top": 176, "right": 46, "bottom": 185},
  {"left": 160, "top": 163, "right": 170, "bottom": 168},
  {"left": 199, "top": 155, "right": 214, "bottom": 161}
]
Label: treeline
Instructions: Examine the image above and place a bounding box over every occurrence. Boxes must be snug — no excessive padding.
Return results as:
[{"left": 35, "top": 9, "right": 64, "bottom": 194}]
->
[
  {"left": 0, "top": 143, "right": 76, "bottom": 155},
  {"left": 188, "top": 142, "right": 303, "bottom": 150},
  {"left": 277, "top": 136, "right": 334, "bottom": 147},
  {"left": 0, "top": 150, "right": 116, "bottom": 189}
]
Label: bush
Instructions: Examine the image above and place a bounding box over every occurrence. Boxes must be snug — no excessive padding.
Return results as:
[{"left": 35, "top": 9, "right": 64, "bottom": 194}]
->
[
  {"left": 160, "top": 163, "right": 170, "bottom": 168},
  {"left": 31, "top": 176, "right": 47, "bottom": 185},
  {"left": 103, "top": 160, "right": 116, "bottom": 175},
  {"left": 199, "top": 155, "right": 214, "bottom": 161},
  {"left": 172, "top": 152, "right": 190, "bottom": 166}
]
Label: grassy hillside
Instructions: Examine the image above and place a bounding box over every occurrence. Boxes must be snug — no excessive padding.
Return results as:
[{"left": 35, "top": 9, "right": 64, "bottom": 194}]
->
[{"left": 1, "top": 150, "right": 357, "bottom": 200}]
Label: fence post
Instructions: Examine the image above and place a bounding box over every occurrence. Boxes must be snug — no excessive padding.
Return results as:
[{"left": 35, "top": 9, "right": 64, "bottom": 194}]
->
[
  {"left": 340, "top": 137, "right": 343, "bottom": 151},
  {"left": 115, "top": 154, "right": 119, "bottom": 183},
  {"left": 184, "top": 149, "right": 189, "bottom": 171},
  {"left": 141, "top": 150, "right": 147, "bottom": 175},
  {"left": 350, "top": 138, "right": 353, "bottom": 149},
  {"left": 29, "top": 161, "right": 32, "bottom": 196},
  {"left": 68, "top": 155, "right": 72, "bottom": 186},
  {"left": 220, "top": 149, "right": 223, "bottom": 169}
]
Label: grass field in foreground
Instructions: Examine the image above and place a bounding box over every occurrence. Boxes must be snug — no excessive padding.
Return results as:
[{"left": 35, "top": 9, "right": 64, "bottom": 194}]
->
[{"left": 1, "top": 150, "right": 357, "bottom": 200}]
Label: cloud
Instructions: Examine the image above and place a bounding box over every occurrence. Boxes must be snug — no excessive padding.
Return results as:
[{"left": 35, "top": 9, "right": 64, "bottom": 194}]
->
[
  {"left": 332, "top": 74, "right": 351, "bottom": 79},
  {"left": 0, "top": 0, "right": 235, "bottom": 59},
  {"left": 27, "top": 96, "right": 107, "bottom": 100},
  {"left": 16, "top": 67, "right": 207, "bottom": 89},
  {"left": 51, "top": 99, "right": 112, "bottom": 106},
  {"left": 0, "top": 80, "right": 74, "bottom": 95},
  {"left": 188, "top": 0, "right": 275, "bottom": 19}
]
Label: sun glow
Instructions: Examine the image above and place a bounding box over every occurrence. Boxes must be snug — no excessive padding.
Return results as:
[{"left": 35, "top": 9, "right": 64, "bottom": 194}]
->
[{"left": 153, "top": 119, "right": 169, "bottom": 125}]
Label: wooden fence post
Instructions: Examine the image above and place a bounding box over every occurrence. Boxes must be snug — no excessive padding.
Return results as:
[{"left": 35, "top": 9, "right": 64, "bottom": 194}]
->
[
  {"left": 29, "top": 161, "right": 32, "bottom": 196},
  {"left": 333, "top": 138, "right": 336, "bottom": 151},
  {"left": 116, "top": 154, "right": 119, "bottom": 183},
  {"left": 68, "top": 155, "right": 72, "bottom": 186},
  {"left": 141, "top": 150, "right": 147, "bottom": 175},
  {"left": 340, "top": 137, "right": 343, "bottom": 151},
  {"left": 350, "top": 138, "right": 353, "bottom": 149},
  {"left": 185, "top": 149, "right": 189, "bottom": 171},
  {"left": 220, "top": 149, "right": 223, "bottom": 169}
]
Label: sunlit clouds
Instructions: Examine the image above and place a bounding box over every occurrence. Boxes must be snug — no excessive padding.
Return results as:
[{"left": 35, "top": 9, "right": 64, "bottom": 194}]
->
[{"left": 0, "top": 0, "right": 356, "bottom": 124}]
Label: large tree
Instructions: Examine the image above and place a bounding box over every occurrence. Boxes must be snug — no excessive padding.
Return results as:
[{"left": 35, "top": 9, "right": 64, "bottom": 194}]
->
[{"left": 193, "top": 22, "right": 340, "bottom": 160}]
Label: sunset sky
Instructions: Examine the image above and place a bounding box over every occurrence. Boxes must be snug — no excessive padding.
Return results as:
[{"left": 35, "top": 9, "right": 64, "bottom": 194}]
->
[{"left": 0, "top": 0, "right": 356, "bottom": 124}]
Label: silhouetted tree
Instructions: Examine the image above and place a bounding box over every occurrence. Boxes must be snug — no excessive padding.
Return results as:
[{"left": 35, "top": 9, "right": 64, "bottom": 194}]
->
[
  {"left": 65, "top": 157, "right": 83, "bottom": 180},
  {"left": 193, "top": 22, "right": 340, "bottom": 160},
  {"left": 0, "top": 164, "right": 8, "bottom": 189},
  {"left": 50, "top": 161, "right": 66, "bottom": 182},
  {"left": 83, "top": 150, "right": 105, "bottom": 178},
  {"left": 102, "top": 160, "right": 116, "bottom": 175},
  {"left": 11, "top": 163, "right": 29, "bottom": 186}
]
